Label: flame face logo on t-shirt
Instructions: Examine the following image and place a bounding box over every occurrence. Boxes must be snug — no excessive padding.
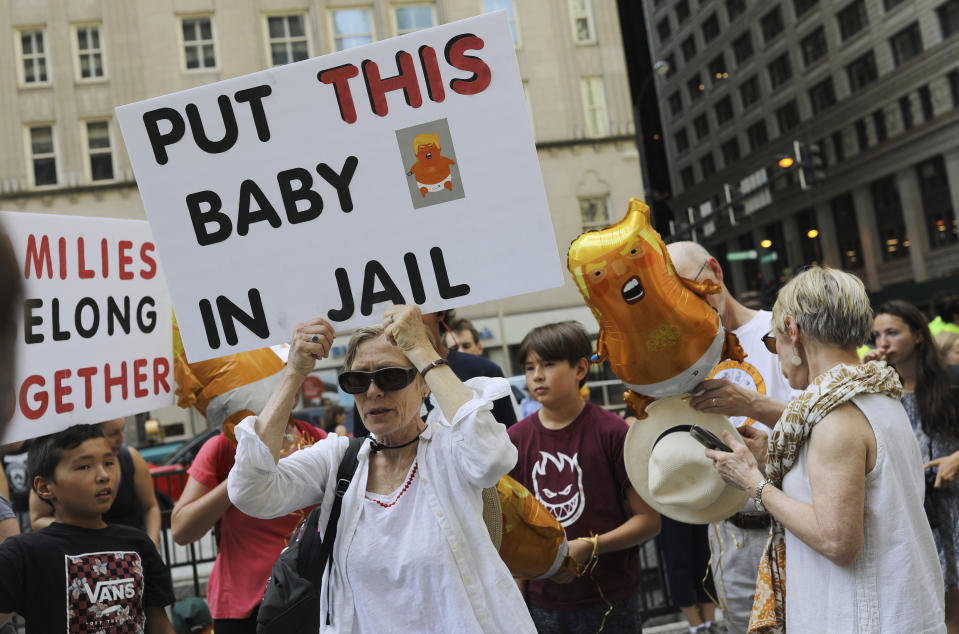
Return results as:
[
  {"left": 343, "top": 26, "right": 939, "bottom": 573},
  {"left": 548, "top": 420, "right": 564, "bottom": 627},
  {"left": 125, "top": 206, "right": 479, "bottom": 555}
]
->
[{"left": 531, "top": 451, "right": 585, "bottom": 527}]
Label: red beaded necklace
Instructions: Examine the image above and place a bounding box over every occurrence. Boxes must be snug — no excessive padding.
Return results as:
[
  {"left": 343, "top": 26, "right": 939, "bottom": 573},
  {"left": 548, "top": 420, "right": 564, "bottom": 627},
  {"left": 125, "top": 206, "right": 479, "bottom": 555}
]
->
[{"left": 365, "top": 462, "right": 418, "bottom": 509}]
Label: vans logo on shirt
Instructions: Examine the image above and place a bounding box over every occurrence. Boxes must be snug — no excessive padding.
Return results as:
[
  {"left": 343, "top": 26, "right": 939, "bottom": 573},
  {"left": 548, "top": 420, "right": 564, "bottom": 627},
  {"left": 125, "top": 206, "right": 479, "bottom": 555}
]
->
[
  {"left": 65, "top": 551, "right": 145, "bottom": 633},
  {"left": 532, "top": 451, "right": 585, "bottom": 527}
]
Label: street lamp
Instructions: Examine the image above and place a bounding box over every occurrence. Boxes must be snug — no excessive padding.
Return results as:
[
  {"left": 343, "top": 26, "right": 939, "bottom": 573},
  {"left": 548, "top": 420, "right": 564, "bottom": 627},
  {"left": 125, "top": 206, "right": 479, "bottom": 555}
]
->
[
  {"left": 807, "top": 229, "right": 819, "bottom": 239},
  {"left": 761, "top": 239, "right": 773, "bottom": 248}
]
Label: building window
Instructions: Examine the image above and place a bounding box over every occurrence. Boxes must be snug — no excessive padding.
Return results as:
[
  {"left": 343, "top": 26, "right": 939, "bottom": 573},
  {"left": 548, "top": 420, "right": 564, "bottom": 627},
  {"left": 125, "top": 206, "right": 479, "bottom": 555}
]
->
[
  {"left": 873, "top": 108, "right": 888, "bottom": 141},
  {"left": 657, "top": 16, "right": 672, "bottom": 43},
  {"left": 733, "top": 31, "right": 754, "bottom": 65},
  {"left": 721, "top": 137, "right": 741, "bottom": 165},
  {"left": 846, "top": 51, "right": 878, "bottom": 92},
  {"left": 747, "top": 119, "right": 769, "bottom": 151},
  {"left": 940, "top": 0, "right": 959, "bottom": 38},
  {"left": 75, "top": 24, "right": 105, "bottom": 79},
  {"left": 919, "top": 85, "right": 934, "bottom": 121},
  {"left": 182, "top": 16, "right": 216, "bottom": 69},
  {"left": 800, "top": 27, "right": 827, "bottom": 66},
  {"left": 739, "top": 75, "right": 760, "bottom": 108},
  {"left": 694, "top": 113, "right": 710, "bottom": 140},
  {"left": 917, "top": 156, "right": 958, "bottom": 248},
  {"left": 776, "top": 100, "right": 800, "bottom": 133},
  {"left": 809, "top": 77, "right": 836, "bottom": 114},
  {"left": 395, "top": 4, "right": 435, "bottom": 34},
  {"left": 761, "top": 6, "right": 785, "bottom": 43},
  {"left": 579, "top": 196, "right": 611, "bottom": 231},
  {"left": 676, "top": 0, "right": 691, "bottom": 23},
  {"left": 709, "top": 54, "right": 727, "bottom": 82},
  {"left": 669, "top": 90, "right": 683, "bottom": 116},
  {"left": 664, "top": 53, "right": 676, "bottom": 78},
  {"left": 832, "top": 130, "right": 846, "bottom": 162},
  {"left": 715, "top": 96, "right": 734, "bottom": 124},
  {"left": 838, "top": 0, "right": 868, "bottom": 41},
  {"left": 267, "top": 15, "right": 309, "bottom": 65},
  {"left": 29, "top": 125, "right": 57, "bottom": 187},
  {"left": 675, "top": 128, "right": 690, "bottom": 153},
  {"left": 768, "top": 53, "right": 793, "bottom": 89},
  {"left": 891, "top": 22, "right": 923, "bottom": 67},
  {"left": 569, "top": 0, "right": 596, "bottom": 43},
  {"left": 483, "top": 0, "right": 520, "bottom": 44},
  {"left": 700, "top": 152, "right": 717, "bottom": 178},
  {"left": 871, "top": 175, "right": 909, "bottom": 260},
  {"left": 86, "top": 121, "right": 114, "bottom": 181},
  {"left": 331, "top": 9, "right": 374, "bottom": 50},
  {"left": 727, "top": 0, "right": 747, "bottom": 21},
  {"left": 581, "top": 76, "right": 609, "bottom": 137},
  {"left": 900, "top": 95, "right": 914, "bottom": 130},
  {"left": 688, "top": 73, "right": 705, "bottom": 101},
  {"left": 702, "top": 13, "right": 720, "bottom": 42},
  {"left": 680, "top": 166, "right": 695, "bottom": 189},
  {"left": 831, "top": 193, "right": 863, "bottom": 269},
  {"left": 949, "top": 69, "right": 959, "bottom": 107},
  {"left": 854, "top": 118, "right": 868, "bottom": 152},
  {"left": 681, "top": 35, "right": 697, "bottom": 63},
  {"left": 794, "top": 0, "right": 819, "bottom": 19},
  {"left": 19, "top": 29, "right": 48, "bottom": 84}
]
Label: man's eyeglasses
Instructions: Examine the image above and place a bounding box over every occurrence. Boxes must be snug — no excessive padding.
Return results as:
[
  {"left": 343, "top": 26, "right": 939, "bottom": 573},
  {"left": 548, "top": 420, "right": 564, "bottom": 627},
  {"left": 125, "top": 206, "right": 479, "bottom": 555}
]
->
[
  {"left": 761, "top": 331, "right": 777, "bottom": 355},
  {"left": 338, "top": 367, "right": 418, "bottom": 394},
  {"left": 692, "top": 260, "right": 709, "bottom": 281}
]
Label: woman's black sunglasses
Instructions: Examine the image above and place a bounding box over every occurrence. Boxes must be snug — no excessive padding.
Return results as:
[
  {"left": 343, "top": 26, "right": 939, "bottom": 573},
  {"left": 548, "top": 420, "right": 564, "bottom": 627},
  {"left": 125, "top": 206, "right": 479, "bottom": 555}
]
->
[
  {"left": 761, "top": 331, "right": 777, "bottom": 355},
  {"left": 338, "top": 367, "right": 418, "bottom": 394}
]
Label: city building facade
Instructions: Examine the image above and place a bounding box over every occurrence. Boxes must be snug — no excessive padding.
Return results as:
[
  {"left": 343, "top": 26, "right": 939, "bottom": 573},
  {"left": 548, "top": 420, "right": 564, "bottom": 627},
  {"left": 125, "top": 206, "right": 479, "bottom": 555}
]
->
[
  {"left": 643, "top": 0, "right": 959, "bottom": 297},
  {"left": 0, "top": 0, "right": 643, "bottom": 404}
]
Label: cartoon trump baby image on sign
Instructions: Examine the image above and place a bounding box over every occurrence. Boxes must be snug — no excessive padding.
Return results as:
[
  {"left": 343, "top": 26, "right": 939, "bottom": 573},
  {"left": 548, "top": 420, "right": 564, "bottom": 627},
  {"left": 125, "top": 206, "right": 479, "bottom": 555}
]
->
[{"left": 396, "top": 118, "right": 466, "bottom": 209}]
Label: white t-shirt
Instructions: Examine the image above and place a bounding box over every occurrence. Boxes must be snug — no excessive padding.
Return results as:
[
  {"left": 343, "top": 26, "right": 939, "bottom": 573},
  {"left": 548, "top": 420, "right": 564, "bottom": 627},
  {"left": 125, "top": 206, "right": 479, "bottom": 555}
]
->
[{"left": 707, "top": 310, "right": 799, "bottom": 434}]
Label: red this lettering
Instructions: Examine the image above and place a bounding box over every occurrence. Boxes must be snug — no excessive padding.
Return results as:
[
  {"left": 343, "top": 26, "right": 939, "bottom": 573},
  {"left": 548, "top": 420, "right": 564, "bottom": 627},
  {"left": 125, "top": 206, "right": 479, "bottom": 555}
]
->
[
  {"left": 361, "top": 52, "right": 422, "bottom": 117},
  {"left": 318, "top": 64, "right": 361, "bottom": 124},
  {"left": 24, "top": 235, "right": 52, "bottom": 279},
  {"left": 18, "top": 375, "right": 47, "bottom": 420},
  {"left": 104, "top": 361, "right": 128, "bottom": 403},
  {"left": 118, "top": 241, "right": 134, "bottom": 280},
  {"left": 444, "top": 34, "right": 492, "bottom": 96},
  {"left": 153, "top": 357, "right": 171, "bottom": 395},
  {"left": 140, "top": 243, "right": 157, "bottom": 279},
  {"left": 53, "top": 369, "right": 74, "bottom": 414},
  {"left": 418, "top": 45, "right": 445, "bottom": 103},
  {"left": 133, "top": 358, "right": 149, "bottom": 398}
]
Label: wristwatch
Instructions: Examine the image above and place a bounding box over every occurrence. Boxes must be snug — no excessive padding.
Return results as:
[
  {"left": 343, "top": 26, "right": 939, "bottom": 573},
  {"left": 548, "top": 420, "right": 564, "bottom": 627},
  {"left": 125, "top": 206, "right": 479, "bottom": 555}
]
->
[{"left": 754, "top": 478, "right": 774, "bottom": 512}]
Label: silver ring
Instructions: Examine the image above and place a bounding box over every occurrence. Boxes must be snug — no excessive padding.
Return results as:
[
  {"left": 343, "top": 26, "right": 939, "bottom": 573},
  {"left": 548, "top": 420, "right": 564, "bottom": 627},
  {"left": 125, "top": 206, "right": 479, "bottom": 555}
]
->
[
  {"left": 311, "top": 335, "right": 319, "bottom": 343},
  {"left": 713, "top": 398, "right": 718, "bottom": 407}
]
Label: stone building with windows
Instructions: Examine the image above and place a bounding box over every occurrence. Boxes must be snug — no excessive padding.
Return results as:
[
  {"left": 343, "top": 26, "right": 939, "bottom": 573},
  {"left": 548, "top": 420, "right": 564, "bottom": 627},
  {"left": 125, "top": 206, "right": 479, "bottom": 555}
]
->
[
  {"left": 642, "top": 0, "right": 959, "bottom": 298},
  {"left": 0, "top": 0, "right": 643, "bottom": 378}
]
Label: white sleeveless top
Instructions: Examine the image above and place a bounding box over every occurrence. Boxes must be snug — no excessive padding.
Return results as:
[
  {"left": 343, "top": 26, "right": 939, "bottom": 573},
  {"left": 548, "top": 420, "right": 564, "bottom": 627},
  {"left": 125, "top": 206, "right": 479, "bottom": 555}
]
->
[{"left": 781, "top": 392, "right": 945, "bottom": 632}]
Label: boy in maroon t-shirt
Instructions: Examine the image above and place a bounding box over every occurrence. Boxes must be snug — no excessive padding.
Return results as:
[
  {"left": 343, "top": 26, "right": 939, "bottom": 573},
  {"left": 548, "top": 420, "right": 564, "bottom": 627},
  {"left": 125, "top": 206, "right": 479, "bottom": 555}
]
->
[{"left": 508, "top": 321, "right": 660, "bottom": 633}]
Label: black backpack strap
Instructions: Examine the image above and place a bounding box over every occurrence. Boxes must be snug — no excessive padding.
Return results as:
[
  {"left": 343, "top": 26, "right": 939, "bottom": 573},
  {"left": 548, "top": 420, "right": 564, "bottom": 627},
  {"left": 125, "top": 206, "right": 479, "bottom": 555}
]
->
[{"left": 301, "top": 436, "right": 365, "bottom": 588}]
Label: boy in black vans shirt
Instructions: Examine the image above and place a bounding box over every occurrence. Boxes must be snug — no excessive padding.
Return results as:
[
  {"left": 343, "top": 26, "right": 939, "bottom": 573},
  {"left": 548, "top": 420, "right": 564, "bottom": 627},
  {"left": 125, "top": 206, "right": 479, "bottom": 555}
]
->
[{"left": 0, "top": 425, "right": 175, "bottom": 633}]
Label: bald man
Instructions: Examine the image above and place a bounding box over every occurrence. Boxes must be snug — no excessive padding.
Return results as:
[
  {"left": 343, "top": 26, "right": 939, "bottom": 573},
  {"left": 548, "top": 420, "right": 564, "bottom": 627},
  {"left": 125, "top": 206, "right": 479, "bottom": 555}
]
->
[{"left": 667, "top": 241, "right": 798, "bottom": 633}]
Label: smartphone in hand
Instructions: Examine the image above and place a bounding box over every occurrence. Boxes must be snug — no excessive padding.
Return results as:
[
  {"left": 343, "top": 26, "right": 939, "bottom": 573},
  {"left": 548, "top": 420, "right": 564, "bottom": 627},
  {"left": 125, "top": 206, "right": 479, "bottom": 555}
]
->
[{"left": 689, "top": 425, "right": 733, "bottom": 452}]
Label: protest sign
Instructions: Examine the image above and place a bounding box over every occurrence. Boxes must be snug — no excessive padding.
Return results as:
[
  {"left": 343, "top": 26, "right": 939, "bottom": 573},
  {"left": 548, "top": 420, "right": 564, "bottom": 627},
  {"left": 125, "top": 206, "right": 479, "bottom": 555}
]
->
[
  {"left": 116, "top": 11, "right": 562, "bottom": 362},
  {"left": 1, "top": 212, "right": 173, "bottom": 444}
]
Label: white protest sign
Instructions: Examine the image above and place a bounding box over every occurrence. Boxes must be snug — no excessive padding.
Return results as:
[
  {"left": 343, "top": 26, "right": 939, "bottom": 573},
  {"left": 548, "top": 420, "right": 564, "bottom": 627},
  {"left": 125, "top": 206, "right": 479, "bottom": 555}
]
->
[
  {"left": 116, "top": 12, "right": 563, "bottom": 363},
  {"left": 1, "top": 212, "right": 173, "bottom": 444}
]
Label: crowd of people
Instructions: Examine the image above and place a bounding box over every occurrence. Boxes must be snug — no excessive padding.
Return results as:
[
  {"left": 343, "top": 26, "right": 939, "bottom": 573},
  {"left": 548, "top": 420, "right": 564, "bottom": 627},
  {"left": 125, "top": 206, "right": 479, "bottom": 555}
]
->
[{"left": 0, "top": 230, "right": 957, "bottom": 633}]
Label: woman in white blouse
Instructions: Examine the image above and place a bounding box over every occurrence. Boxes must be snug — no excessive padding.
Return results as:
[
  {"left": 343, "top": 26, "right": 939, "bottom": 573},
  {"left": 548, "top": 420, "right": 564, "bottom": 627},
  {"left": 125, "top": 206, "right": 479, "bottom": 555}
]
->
[{"left": 227, "top": 305, "right": 535, "bottom": 633}]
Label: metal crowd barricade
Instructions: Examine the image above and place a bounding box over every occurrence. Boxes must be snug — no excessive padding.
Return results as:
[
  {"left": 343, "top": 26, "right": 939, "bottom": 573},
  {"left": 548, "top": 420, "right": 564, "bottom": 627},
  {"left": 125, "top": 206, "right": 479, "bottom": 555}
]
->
[{"left": 152, "top": 469, "right": 219, "bottom": 598}]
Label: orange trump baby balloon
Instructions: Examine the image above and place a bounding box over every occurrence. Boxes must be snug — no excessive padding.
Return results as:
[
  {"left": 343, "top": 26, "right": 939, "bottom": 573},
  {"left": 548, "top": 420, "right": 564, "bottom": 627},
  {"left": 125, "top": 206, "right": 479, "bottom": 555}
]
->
[{"left": 567, "top": 198, "right": 744, "bottom": 418}]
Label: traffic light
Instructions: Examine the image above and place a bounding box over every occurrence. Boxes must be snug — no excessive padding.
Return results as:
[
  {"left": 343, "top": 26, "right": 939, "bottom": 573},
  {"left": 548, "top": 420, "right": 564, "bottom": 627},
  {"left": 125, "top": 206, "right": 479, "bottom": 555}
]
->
[{"left": 793, "top": 140, "right": 825, "bottom": 190}]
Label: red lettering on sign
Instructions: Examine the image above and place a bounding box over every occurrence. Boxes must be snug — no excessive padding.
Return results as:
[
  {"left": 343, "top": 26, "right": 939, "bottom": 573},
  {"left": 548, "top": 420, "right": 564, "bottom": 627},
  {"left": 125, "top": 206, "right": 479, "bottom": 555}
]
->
[
  {"left": 77, "top": 366, "right": 98, "bottom": 408},
  {"left": 154, "top": 357, "right": 170, "bottom": 394},
  {"left": 118, "top": 241, "right": 134, "bottom": 280},
  {"left": 133, "top": 358, "right": 148, "bottom": 398},
  {"left": 54, "top": 369, "right": 74, "bottom": 414},
  {"left": 140, "top": 243, "right": 157, "bottom": 280},
  {"left": 18, "top": 375, "right": 47, "bottom": 419},
  {"left": 24, "top": 235, "right": 52, "bottom": 279},
  {"left": 104, "top": 362, "right": 128, "bottom": 403}
]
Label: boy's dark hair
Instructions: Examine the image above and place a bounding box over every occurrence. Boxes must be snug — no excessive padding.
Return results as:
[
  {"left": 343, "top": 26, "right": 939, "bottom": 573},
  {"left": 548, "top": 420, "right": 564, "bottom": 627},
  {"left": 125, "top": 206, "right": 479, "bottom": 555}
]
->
[
  {"left": 28, "top": 424, "right": 106, "bottom": 492},
  {"left": 518, "top": 321, "right": 592, "bottom": 387},
  {"left": 449, "top": 318, "right": 481, "bottom": 346}
]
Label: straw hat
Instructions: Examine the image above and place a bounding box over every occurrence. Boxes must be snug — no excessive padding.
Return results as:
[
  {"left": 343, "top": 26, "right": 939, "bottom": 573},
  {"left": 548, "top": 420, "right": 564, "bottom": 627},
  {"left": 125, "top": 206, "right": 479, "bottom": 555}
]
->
[{"left": 625, "top": 395, "right": 749, "bottom": 524}]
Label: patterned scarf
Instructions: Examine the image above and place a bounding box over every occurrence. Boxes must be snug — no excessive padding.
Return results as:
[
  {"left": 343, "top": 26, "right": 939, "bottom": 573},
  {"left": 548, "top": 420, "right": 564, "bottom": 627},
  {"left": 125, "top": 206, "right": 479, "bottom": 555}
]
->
[{"left": 747, "top": 361, "right": 903, "bottom": 633}]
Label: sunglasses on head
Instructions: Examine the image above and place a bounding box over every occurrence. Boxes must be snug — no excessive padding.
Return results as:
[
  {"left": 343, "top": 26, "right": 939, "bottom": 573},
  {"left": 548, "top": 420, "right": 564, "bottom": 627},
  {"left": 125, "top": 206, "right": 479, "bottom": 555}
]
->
[
  {"left": 761, "top": 331, "right": 777, "bottom": 355},
  {"left": 338, "top": 366, "right": 418, "bottom": 394}
]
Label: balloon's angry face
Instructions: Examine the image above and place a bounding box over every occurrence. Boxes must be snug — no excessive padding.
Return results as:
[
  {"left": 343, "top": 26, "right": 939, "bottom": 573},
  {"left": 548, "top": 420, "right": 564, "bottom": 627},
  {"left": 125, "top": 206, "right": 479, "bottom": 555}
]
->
[{"left": 532, "top": 451, "right": 585, "bottom": 527}]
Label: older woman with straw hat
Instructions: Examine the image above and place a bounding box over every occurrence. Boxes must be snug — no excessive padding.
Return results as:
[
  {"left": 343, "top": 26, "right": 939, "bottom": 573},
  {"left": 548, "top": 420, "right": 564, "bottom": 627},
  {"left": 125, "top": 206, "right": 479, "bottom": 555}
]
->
[{"left": 706, "top": 267, "right": 945, "bottom": 632}]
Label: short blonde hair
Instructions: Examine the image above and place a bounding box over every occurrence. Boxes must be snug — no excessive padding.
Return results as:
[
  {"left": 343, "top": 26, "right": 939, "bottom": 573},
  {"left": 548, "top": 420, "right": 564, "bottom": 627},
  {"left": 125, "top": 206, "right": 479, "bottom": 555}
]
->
[
  {"left": 342, "top": 324, "right": 438, "bottom": 371},
  {"left": 413, "top": 133, "right": 440, "bottom": 154},
  {"left": 934, "top": 331, "right": 959, "bottom": 360},
  {"left": 771, "top": 266, "right": 872, "bottom": 348}
]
